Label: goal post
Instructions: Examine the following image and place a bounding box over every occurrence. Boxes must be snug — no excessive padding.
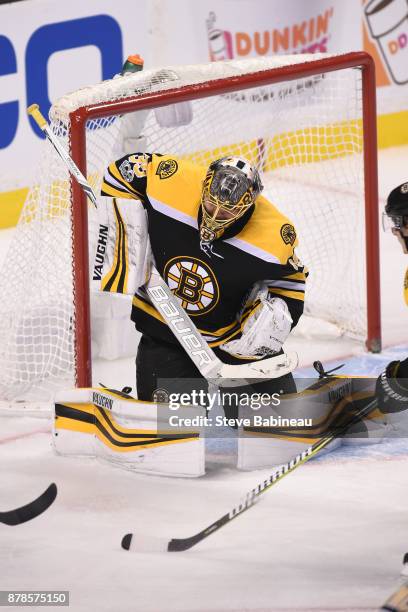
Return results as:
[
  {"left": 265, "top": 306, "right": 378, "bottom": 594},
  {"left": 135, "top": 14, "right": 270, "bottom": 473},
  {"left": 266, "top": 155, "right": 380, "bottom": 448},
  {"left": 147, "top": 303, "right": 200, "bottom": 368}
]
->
[
  {"left": 0, "top": 51, "right": 381, "bottom": 402},
  {"left": 69, "top": 50, "right": 380, "bottom": 389}
]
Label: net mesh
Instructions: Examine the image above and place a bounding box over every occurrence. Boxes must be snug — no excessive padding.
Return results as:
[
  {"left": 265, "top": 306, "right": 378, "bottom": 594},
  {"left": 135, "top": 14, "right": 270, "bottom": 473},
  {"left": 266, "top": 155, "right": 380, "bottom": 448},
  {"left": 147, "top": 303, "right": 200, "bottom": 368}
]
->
[{"left": 0, "top": 54, "right": 371, "bottom": 401}]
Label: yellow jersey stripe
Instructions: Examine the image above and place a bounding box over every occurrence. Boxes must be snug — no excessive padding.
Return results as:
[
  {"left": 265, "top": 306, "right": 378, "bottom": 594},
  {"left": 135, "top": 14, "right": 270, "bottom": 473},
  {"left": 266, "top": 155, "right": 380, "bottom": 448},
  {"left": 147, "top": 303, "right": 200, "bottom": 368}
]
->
[
  {"left": 268, "top": 288, "right": 305, "bottom": 301},
  {"left": 284, "top": 271, "right": 307, "bottom": 281},
  {"left": 100, "top": 182, "right": 134, "bottom": 199},
  {"left": 133, "top": 295, "right": 166, "bottom": 324}
]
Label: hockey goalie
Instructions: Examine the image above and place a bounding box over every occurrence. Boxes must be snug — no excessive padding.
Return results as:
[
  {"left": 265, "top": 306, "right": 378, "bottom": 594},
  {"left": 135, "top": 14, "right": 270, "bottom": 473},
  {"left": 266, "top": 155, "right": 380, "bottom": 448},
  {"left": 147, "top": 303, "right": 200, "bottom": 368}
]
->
[
  {"left": 49, "top": 58, "right": 393, "bottom": 480},
  {"left": 55, "top": 150, "right": 310, "bottom": 477}
]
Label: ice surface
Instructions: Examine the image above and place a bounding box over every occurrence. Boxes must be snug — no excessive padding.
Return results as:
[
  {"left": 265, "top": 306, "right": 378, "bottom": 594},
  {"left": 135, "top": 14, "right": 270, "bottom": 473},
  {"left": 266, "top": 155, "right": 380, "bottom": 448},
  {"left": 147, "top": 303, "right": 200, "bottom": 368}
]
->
[{"left": 1, "top": 414, "right": 408, "bottom": 612}]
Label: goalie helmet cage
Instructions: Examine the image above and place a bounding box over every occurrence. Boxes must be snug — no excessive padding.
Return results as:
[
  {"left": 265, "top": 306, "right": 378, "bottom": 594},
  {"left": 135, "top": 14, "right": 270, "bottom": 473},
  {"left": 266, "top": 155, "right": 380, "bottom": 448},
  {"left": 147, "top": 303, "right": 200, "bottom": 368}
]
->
[{"left": 0, "top": 51, "right": 380, "bottom": 402}]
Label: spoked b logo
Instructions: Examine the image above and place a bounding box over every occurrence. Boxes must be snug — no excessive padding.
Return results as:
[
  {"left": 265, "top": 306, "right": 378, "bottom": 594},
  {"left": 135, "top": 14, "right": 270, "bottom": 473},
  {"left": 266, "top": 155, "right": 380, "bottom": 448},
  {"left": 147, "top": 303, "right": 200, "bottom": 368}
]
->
[{"left": 164, "top": 256, "right": 219, "bottom": 316}]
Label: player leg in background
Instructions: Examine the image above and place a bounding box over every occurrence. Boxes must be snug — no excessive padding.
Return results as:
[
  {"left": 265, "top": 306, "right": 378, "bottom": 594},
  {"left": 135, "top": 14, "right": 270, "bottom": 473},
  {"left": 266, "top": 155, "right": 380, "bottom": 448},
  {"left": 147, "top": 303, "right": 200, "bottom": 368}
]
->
[{"left": 376, "top": 354, "right": 408, "bottom": 576}]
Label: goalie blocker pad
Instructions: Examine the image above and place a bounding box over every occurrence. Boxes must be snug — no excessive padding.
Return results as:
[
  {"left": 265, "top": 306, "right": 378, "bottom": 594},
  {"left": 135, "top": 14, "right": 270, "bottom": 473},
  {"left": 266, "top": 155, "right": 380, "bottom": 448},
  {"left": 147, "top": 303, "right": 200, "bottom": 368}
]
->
[
  {"left": 237, "top": 376, "right": 389, "bottom": 471},
  {"left": 91, "top": 197, "right": 152, "bottom": 296},
  {"left": 54, "top": 388, "right": 205, "bottom": 478}
]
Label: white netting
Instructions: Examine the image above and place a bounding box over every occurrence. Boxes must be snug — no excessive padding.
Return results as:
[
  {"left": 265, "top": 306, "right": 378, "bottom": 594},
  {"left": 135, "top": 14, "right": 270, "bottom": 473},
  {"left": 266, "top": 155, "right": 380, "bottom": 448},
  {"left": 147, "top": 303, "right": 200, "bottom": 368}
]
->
[{"left": 0, "top": 54, "right": 372, "bottom": 402}]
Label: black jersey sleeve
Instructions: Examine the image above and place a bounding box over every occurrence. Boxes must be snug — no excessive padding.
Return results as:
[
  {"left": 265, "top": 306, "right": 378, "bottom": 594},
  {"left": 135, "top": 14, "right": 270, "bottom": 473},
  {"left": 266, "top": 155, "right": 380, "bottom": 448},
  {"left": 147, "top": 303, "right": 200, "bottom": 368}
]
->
[{"left": 266, "top": 267, "right": 307, "bottom": 328}]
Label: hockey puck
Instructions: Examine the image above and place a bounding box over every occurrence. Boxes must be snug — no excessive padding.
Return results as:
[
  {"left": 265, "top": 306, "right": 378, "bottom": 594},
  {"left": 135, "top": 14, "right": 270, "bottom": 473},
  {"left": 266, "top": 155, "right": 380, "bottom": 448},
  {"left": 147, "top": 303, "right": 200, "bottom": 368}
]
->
[{"left": 121, "top": 533, "right": 133, "bottom": 550}]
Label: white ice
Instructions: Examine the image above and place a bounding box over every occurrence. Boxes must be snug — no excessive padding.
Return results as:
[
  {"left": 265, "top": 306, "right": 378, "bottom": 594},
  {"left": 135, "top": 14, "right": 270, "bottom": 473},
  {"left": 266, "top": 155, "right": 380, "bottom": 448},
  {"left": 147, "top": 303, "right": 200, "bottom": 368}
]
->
[{"left": 1, "top": 146, "right": 408, "bottom": 612}]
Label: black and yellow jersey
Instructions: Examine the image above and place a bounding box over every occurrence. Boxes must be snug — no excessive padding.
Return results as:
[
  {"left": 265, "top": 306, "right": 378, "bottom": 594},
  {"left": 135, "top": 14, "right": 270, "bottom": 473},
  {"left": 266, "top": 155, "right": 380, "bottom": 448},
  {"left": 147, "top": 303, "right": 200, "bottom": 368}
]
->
[{"left": 101, "top": 153, "right": 307, "bottom": 360}]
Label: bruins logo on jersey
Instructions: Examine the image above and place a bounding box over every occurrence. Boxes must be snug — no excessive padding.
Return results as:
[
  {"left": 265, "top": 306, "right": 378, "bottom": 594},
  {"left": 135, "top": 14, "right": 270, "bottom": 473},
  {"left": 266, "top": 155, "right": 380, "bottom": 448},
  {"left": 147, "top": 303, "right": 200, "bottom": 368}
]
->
[
  {"left": 156, "top": 159, "right": 178, "bottom": 179},
  {"left": 280, "top": 223, "right": 296, "bottom": 246},
  {"left": 164, "top": 256, "right": 219, "bottom": 315}
]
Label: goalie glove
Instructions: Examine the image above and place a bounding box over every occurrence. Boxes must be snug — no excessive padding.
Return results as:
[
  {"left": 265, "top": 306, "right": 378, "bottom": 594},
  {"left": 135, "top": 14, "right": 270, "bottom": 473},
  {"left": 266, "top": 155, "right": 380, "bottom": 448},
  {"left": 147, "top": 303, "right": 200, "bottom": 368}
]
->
[
  {"left": 376, "top": 360, "right": 408, "bottom": 414},
  {"left": 220, "top": 297, "right": 292, "bottom": 359}
]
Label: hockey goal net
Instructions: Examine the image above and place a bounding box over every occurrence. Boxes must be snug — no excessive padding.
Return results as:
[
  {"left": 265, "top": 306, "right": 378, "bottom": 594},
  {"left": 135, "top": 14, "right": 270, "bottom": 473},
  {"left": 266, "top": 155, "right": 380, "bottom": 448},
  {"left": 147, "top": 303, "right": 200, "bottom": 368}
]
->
[{"left": 0, "top": 52, "right": 380, "bottom": 403}]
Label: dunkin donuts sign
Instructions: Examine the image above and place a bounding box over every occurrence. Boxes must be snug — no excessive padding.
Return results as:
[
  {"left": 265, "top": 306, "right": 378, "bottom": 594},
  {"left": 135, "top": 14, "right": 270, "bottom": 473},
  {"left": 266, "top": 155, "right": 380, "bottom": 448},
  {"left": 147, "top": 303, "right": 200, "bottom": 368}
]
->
[{"left": 206, "top": 6, "right": 335, "bottom": 61}]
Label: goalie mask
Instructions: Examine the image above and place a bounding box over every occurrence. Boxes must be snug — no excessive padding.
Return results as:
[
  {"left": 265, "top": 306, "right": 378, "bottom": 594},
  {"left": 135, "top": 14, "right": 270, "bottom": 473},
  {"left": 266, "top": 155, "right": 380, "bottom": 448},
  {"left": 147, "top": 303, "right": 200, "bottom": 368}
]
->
[
  {"left": 383, "top": 182, "right": 408, "bottom": 253},
  {"left": 199, "top": 157, "right": 263, "bottom": 245}
]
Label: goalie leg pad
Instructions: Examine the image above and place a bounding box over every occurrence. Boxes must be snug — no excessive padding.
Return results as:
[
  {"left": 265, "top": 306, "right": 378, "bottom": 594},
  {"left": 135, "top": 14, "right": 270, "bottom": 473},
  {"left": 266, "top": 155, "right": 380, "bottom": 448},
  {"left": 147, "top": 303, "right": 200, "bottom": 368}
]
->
[
  {"left": 237, "top": 376, "right": 385, "bottom": 470},
  {"left": 54, "top": 388, "right": 205, "bottom": 478}
]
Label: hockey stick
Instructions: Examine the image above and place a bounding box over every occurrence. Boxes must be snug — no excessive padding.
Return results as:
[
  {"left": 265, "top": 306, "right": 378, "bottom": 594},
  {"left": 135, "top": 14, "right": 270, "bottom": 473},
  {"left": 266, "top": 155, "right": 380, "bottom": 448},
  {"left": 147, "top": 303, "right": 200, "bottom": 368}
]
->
[
  {"left": 0, "top": 483, "right": 57, "bottom": 526},
  {"left": 380, "top": 581, "right": 408, "bottom": 612},
  {"left": 27, "top": 104, "right": 297, "bottom": 386},
  {"left": 121, "top": 395, "right": 378, "bottom": 552},
  {"left": 27, "top": 104, "right": 97, "bottom": 208},
  {"left": 145, "top": 265, "right": 298, "bottom": 384}
]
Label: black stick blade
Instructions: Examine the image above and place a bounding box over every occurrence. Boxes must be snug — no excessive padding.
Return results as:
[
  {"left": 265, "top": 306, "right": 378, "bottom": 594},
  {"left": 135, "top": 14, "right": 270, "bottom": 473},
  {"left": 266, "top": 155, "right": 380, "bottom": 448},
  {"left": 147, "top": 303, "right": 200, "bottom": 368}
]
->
[
  {"left": 0, "top": 483, "right": 57, "bottom": 526},
  {"left": 168, "top": 537, "right": 199, "bottom": 552},
  {"left": 121, "top": 533, "right": 133, "bottom": 550},
  {"left": 168, "top": 513, "right": 230, "bottom": 551}
]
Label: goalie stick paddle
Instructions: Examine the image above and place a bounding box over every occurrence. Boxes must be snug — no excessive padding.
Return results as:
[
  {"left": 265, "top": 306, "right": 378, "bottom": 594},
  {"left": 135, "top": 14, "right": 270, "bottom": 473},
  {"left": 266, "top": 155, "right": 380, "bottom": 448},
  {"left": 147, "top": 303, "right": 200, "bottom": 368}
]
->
[
  {"left": 26, "top": 103, "right": 298, "bottom": 386},
  {"left": 121, "top": 391, "right": 379, "bottom": 552},
  {"left": 0, "top": 483, "right": 57, "bottom": 526}
]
